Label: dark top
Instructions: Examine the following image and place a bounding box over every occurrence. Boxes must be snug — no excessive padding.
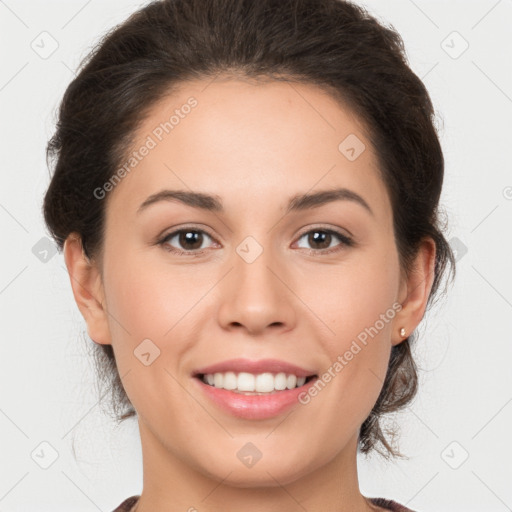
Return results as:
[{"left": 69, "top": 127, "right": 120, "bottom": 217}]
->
[{"left": 112, "top": 495, "right": 416, "bottom": 511}]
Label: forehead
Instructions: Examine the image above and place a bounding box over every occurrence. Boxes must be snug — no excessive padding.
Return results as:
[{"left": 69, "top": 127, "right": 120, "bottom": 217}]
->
[{"left": 106, "top": 77, "right": 391, "bottom": 221}]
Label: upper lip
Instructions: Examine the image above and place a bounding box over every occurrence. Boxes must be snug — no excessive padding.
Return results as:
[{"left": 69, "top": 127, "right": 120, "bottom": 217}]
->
[{"left": 192, "top": 358, "right": 317, "bottom": 378}]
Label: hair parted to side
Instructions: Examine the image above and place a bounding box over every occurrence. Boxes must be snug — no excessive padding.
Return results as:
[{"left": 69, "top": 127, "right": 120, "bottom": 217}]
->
[{"left": 43, "top": 0, "right": 456, "bottom": 459}]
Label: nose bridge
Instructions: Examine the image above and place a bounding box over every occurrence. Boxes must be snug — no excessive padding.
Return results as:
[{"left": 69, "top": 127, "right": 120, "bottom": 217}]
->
[
  {"left": 216, "top": 233, "right": 296, "bottom": 333},
  {"left": 236, "top": 234, "right": 279, "bottom": 293}
]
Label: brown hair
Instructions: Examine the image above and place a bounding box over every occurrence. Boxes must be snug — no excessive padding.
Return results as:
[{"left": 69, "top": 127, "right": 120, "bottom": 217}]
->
[{"left": 43, "top": 0, "right": 456, "bottom": 459}]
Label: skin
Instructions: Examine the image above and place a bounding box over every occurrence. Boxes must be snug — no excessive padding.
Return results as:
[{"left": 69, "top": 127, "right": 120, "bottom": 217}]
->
[{"left": 64, "top": 76, "right": 435, "bottom": 512}]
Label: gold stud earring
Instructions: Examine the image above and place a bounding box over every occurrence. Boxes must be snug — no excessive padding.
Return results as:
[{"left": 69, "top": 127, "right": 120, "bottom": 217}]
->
[{"left": 399, "top": 327, "right": 406, "bottom": 337}]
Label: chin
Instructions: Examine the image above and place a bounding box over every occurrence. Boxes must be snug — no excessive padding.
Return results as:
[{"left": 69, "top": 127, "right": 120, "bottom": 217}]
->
[{"left": 198, "top": 455, "right": 316, "bottom": 489}]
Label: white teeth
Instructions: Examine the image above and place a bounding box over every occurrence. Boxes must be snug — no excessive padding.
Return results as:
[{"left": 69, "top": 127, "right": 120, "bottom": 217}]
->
[
  {"left": 286, "top": 374, "right": 297, "bottom": 389},
  {"left": 201, "top": 371, "right": 311, "bottom": 393},
  {"left": 223, "top": 371, "right": 237, "bottom": 390},
  {"left": 237, "top": 372, "right": 255, "bottom": 391},
  {"left": 274, "top": 372, "right": 288, "bottom": 390},
  {"left": 213, "top": 373, "right": 223, "bottom": 388},
  {"left": 255, "top": 372, "right": 274, "bottom": 392}
]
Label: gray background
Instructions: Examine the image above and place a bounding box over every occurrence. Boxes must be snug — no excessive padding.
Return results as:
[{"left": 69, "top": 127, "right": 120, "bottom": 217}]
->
[{"left": 1, "top": 0, "right": 511, "bottom": 510}]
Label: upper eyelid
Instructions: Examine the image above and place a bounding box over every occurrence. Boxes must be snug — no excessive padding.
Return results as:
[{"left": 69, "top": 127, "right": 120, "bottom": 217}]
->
[
  {"left": 295, "top": 224, "right": 352, "bottom": 239},
  {"left": 160, "top": 225, "right": 217, "bottom": 242}
]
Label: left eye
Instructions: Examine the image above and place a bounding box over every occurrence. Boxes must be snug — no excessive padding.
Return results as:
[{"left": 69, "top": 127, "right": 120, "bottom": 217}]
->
[{"left": 294, "top": 228, "right": 352, "bottom": 252}]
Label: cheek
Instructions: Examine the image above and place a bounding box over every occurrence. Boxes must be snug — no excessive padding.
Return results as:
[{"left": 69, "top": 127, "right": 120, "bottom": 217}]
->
[
  {"left": 104, "top": 252, "right": 210, "bottom": 343},
  {"left": 301, "top": 246, "right": 400, "bottom": 346},
  {"left": 100, "top": 255, "right": 208, "bottom": 422},
  {"left": 302, "top": 248, "right": 398, "bottom": 409}
]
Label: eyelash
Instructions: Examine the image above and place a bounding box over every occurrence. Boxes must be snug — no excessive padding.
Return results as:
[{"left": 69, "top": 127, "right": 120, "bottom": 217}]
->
[{"left": 156, "top": 225, "right": 354, "bottom": 257}]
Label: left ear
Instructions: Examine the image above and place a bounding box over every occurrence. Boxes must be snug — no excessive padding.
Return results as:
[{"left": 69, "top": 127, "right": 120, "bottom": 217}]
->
[{"left": 392, "top": 237, "right": 437, "bottom": 346}]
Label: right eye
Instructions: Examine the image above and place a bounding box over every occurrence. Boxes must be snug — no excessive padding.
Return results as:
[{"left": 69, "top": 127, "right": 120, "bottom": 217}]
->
[{"left": 158, "top": 227, "right": 218, "bottom": 256}]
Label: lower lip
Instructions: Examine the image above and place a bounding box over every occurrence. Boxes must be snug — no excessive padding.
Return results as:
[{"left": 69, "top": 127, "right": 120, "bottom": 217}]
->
[{"left": 194, "top": 376, "right": 318, "bottom": 420}]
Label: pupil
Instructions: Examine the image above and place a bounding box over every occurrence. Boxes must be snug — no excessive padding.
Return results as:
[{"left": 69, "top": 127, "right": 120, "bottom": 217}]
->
[
  {"left": 180, "top": 231, "right": 202, "bottom": 250},
  {"left": 310, "top": 231, "right": 330, "bottom": 249}
]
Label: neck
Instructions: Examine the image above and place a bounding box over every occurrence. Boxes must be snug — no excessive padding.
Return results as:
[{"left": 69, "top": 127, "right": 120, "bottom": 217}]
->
[{"left": 133, "top": 419, "right": 381, "bottom": 512}]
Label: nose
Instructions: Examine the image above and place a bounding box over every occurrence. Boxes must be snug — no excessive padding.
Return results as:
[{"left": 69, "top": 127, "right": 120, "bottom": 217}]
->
[{"left": 216, "top": 242, "right": 297, "bottom": 336}]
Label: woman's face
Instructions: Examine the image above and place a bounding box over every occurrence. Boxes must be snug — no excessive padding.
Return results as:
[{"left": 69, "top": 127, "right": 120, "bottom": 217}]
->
[{"left": 75, "top": 77, "right": 420, "bottom": 487}]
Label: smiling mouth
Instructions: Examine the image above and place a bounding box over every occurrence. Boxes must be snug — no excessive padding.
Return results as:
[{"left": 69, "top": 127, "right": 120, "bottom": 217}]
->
[{"left": 195, "top": 372, "right": 318, "bottom": 395}]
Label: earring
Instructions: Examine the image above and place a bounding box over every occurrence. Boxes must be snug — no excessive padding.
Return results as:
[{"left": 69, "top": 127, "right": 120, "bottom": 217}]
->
[{"left": 399, "top": 327, "right": 406, "bottom": 337}]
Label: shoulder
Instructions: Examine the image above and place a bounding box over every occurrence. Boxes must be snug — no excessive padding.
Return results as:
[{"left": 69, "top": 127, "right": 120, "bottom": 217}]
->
[
  {"left": 368, "top": 497, "right": 417, "bottom": 512},
  {"left": 112, "top": 495, "right": 140, "bottom": 512}
]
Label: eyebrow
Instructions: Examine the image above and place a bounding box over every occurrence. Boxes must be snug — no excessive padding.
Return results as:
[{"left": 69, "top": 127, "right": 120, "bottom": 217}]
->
[{"left": 137, "top": 187, "right": 374, "bottom": 216}]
